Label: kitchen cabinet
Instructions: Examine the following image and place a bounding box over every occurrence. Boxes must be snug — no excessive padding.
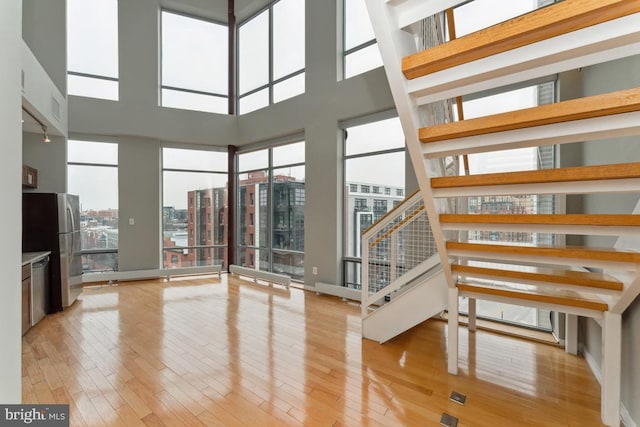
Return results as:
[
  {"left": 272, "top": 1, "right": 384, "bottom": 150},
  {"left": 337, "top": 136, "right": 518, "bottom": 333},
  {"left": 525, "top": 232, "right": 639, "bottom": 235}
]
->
[
  {"left": 22, "top": 165, "right": 38, "bottom": 188},
  {"left": 22, "top": 264, "right": 31, "bottom": 335}
]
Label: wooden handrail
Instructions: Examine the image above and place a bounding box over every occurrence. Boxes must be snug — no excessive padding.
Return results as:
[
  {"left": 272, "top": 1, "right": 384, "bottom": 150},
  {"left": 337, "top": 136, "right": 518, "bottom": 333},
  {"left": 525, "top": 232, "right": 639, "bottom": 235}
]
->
[
  {"left": 440, "top": 214, "right": 640, "bottom": 226},
  {"left": 361, "top": 188, "right": 421, "bottom": 236},
  {"left": 419, "top": 87, "right": 640, "bottom": 143},
  {"left": 452, "top": 264, "right": 623, "bottom": 291},
  {"left": 457, "top": 283, "right": 609, "bottom": 311},
  {"left": 431, "top": 162, "right": 640, "bottom": 188},
  {"left": 403, "top": 0, "right": 640, "bottom": 79},
  {"left": 446, "top": 241, "right": 640, "bottom": 264}
]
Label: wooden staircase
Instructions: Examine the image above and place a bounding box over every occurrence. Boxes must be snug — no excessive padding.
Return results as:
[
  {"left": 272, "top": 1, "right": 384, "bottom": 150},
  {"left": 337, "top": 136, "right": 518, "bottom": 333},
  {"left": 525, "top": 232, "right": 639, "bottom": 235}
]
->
[{"left": 365, "top": 0, "right": 640, "bottom": 425}]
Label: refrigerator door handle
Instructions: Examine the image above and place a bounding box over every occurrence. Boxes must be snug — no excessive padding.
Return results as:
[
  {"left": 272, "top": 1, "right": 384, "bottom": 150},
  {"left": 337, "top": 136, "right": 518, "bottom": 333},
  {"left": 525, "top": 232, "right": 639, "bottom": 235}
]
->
[{"left": 67, "top": 205, "right": 76, "bottom": 235}]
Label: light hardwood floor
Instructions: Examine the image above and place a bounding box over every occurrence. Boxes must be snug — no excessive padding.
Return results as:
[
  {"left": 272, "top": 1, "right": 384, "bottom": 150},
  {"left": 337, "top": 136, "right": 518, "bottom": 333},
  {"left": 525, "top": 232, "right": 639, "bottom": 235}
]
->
[{"left": 22, "top": 275, "right": 605, "bottom": 426}]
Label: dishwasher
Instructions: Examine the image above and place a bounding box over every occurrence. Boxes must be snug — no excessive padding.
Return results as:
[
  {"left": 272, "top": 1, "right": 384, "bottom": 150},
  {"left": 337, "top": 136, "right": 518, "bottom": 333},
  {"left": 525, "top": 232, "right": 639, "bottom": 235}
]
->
[{"left": 31, "top": 256, "right": 49, "bottom": 326}]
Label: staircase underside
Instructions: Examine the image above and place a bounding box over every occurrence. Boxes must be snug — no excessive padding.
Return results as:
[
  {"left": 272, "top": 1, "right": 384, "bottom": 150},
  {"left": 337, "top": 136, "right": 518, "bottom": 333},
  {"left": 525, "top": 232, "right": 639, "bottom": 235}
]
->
[{"left": 365, "top": 0, "right": 640, "bottom": 426}]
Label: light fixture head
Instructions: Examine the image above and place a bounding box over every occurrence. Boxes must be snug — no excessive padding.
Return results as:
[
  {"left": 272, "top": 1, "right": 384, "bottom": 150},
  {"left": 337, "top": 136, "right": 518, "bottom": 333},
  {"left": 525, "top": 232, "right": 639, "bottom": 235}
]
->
[{"left": 40, "top": 124, "right": 51, "bottom": 143}]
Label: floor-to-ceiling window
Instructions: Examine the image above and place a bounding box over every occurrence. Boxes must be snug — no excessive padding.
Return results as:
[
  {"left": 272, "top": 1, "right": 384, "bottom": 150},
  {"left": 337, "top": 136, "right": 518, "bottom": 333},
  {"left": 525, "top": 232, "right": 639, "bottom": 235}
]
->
[
  {"left": 160, "top": 10, "right": 229, "bottom": 114},
  {"left": 67, "top": 0, "right": 119, "bottom": 100},
  {"left": 342, "top": 115, "right": 406, "bottom": 288},
  {"left": 162, "top": 148, "right": 228, "bottom": 268},
  {"left": 458, "top": 81, "right": 557, "bottom": 330},
  {"left": 67, "top": 140, "right": 119, "bottom": 271},
  {"left": 450, "top": 0, "right": 556, "bottom": 331},
  {"left": 237, "top": 140, "right": 305, "bottom": 280},
  {"left": 343, "top": 0, "right": 382, "bottom": 79},
  {"left": 237, "top": 0, "right": 305, "bottom": 114}
]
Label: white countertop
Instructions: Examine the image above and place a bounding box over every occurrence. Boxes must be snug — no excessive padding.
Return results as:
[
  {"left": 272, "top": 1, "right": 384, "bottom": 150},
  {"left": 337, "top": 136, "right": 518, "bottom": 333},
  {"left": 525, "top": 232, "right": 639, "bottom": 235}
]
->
[{"left": 22, "top": 251, "right": 51, "bottom": 266}]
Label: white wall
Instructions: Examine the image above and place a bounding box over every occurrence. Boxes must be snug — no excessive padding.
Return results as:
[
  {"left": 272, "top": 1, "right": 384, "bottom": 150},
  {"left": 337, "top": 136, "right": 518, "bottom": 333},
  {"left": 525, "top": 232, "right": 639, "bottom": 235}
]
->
[
  {"left": 0, "top": 0, "right": 23, "bottom": 403},
  {"left": 22, "top": 132, "right": 67, "bottom": 193}
]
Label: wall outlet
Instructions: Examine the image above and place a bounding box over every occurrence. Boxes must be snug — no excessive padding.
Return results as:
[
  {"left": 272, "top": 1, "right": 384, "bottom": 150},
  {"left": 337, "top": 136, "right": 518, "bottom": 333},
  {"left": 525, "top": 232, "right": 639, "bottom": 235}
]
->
[
  {"left": 129, "top": 218, "right": 135, "bottom": 225},
  {"left": 312, "top": 267, "right": 317, "bottom": 275}
]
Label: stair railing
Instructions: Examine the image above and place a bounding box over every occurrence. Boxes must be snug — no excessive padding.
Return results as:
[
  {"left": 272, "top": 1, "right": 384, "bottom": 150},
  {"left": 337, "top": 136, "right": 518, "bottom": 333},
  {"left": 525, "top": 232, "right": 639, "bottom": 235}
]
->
[{"left": 361, "top": 190, "right": 441, "bottom": 317}]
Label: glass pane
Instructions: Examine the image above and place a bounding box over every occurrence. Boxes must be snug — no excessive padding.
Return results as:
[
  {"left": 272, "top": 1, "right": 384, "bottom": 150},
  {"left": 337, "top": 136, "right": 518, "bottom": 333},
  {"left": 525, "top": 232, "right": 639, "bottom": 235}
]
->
[
  {"left": 163, "top": 247, "right": 225, "bottom": 269},
  {"left": 237, "top": 246, "right": 261, "bottom": 269},
  {"left": 273, "top": 0, "right": 305, "bottom": 80},
  {"left": 67, "top": 0, "right": 118, "bottom": 78},
  {"left": 162, "top": 171, "right": 228, "bottom": 211},
  {"left": 345, "top": 151, "right": 405, "bottom": 258},
  {"left": 161, "top": 89, "right": 228, "bottom": 114},
  {"left": 273, "top": 141, "right": 305, "bottom": 167},
  {"left": 238, "top": 170, "right": 269, "bottom": 252},
  {"left": 272, "top": 251, "right": 304, "bottom": 281},
  {"left": 464, "top": 87, "right": 539, "bottom": 175},
  {"left": 162, "top": 147, "right": 227, "bottom": 172},
  {"left": 273, "top": 73, "right": 305, "bottom": 103},
  {"left": 343, "top": 259, "right": 362, "bottom": 289},
  {"left": 463, "top": 86, "right": 538, "bottom": 119},
  {"left": 344, "top": 43, "right": 383, "bottom": 79},
  {"left": 239, "top": 88, "right": 269, "bottom": 114},
  {"left": 82, "top": 252, "right": 118, "bottom": 272},
  {"left": 239, "top": 10, "right": 269, "bottom": 94},
  {"left": 345, "top": 117, "right": 404, "bottom": 156},
  {"left": 68, "top": 140, "right": 118, "bottom": 165},
  {"left": 162, "top": 171, "right": 228, "bottom": 267},
  {"left": 161, "top": 11, "right": 228, "bottom": 95},
  {"left": 239, "top": 149, "right": 269, "bottom": 171},
  {"left": 67, "top": 164, "right": 119, "bottom": 251},
  {"left": 459, "top": 297, "right": 552, "bottom": 330},
  {"left": 68, "top": 74, "right": 119, "bottom": 101},
  {"left": 272, "top": 166, "right": 305, "bottom": 252},
  {"left": 454, "top": 0, "right": 537, "bottom": 37},
  {"left": 345, "top": 0, "right": 375, "bottom": 50}
]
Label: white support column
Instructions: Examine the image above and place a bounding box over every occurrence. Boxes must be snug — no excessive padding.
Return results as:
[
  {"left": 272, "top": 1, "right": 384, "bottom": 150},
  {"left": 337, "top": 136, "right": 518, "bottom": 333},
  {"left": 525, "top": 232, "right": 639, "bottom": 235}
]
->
[
  {"left": 565, "top": 314, "right": 578, "bottom": 355},
  {"left": 601, "top": 311, "right": 621, "bottom": 427},
  {"left": 448, "top": 287, "right": 459, "bottom": 375},
  {"left": 468, "top": 297, "right": 477, "bottom": 332}
]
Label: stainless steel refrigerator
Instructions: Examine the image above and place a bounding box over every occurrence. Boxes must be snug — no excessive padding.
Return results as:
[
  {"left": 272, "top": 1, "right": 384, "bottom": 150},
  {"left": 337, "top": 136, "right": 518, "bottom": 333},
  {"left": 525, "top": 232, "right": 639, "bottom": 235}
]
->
[{"left": 23, "top": 193, "right": 83, "bottom": 312}]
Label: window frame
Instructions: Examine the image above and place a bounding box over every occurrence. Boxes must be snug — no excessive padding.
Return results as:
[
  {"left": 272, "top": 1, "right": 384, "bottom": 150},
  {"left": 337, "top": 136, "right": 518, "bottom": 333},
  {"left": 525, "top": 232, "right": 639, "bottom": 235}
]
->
[
  {"left": 342, "top": 0, "right": 382, "bottom": 79},
  {"left": 160, "top": 9, "right": 230, "bottom": 114},
  {"left": 341, "top": 112, "right": 406, "bottom": 289},
  {"left": 67, "top": 139, "right": 119, "bottom": 272},
  {"left": 236, "top": 0, "right": 306, "bottom": 114},
  {"left": 236, "top": 138, "right": 306, "bottom": 280},
  {"left": 66, "top": 0, "right": 120, "bottom": 100},
  {"left": 161, "top": 146, "right": 229, "bottom": 269}
]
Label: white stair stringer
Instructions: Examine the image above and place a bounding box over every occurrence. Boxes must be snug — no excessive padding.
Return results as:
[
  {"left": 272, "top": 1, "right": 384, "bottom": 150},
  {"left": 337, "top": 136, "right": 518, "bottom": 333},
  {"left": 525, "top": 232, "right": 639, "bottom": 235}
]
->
[
  {"left": 362, "top": 269, "right": 447, "bottom": 344},
  {"left": 365, "top": 1, "right": 640, "bottom": 426}
]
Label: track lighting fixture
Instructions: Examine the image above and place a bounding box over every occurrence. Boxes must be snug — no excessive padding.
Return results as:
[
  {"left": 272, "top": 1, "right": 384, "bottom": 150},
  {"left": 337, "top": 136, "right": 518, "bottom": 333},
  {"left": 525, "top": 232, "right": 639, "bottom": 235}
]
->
[{"left": 22, "top": 106, "right": 53, "bottom": 143}]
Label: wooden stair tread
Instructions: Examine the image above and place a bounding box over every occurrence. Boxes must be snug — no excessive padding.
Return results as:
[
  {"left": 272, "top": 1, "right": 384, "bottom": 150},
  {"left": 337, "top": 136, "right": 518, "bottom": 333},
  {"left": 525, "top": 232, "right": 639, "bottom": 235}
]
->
[
  {"left": 446, "top": 241, "right": 640, "bottom": 264},
  {"left": 431, "top": 162, "right": 640, "bottom": 189},
  {"left": 402, "top": 0, "right": 640, "bottom": 80},
  {"left": 440, "top": 214, "right": 640, "bottom": 227},
  {"left": 456, "top": 282, "right": 609, "bottom": 311},
  {"left": 419, "top": 88, "right": 640, "bottom": 143},
  {"left": 451, "top": 263, "right": 623, "bottom": 291}
]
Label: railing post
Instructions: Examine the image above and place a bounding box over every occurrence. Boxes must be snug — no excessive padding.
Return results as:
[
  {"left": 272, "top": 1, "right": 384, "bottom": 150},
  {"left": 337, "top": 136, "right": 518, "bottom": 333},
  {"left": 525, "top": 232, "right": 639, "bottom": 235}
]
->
[
  {"left": 390, "top": 233, "right": 398, "bottom": 283},
  {"left": 361, "top": 239, "right": 369, "bottom": 317}
]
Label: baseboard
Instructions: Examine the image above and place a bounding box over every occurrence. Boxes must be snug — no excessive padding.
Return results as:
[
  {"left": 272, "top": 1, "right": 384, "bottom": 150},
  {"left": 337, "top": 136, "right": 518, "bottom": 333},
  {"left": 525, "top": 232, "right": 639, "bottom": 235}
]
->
[
  {"left": 83, "top": 265, "right": 222, "bottom": 283},
  {"left": 581, "top": 343, "right": 603, "bottom": 384},
  {"left": 229, "top": 264, "right": 291, "bottom": 287},
  {"left": 580, "top": 344, "right": 637, "bottom": 427},
  {"left": 315, "top": 282, "right": 361, "bottom": 301}
]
